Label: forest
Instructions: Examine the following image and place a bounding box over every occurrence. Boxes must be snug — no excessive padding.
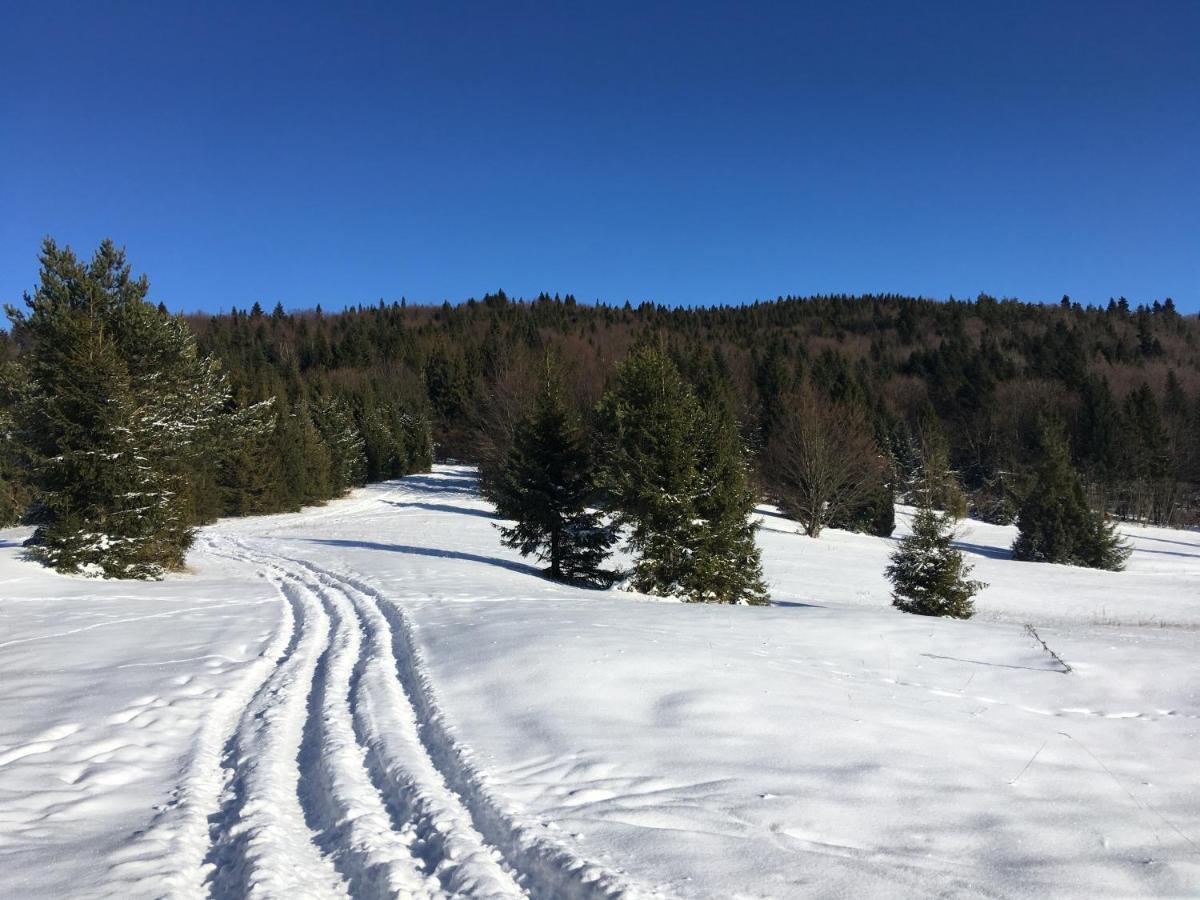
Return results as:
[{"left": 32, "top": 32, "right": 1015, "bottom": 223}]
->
[
  {"left": 194, "top": 283, "right": 1197, "bottom": 528},
  {"left": 1, "top": 240, "right": 1196, "bottom": 585}
]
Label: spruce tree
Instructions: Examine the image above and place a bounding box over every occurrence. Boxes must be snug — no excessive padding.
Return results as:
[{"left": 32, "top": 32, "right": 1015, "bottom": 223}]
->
[
  {"left": 312, "top": 395, "right": 367, "bottom": 494},
  {"left": 598, "top": 344, "right": 767, "bottom": 604},
  {"left": 492, "top": 362, "right": 615, "bottom": 583},
  {"left": 597, "top": 345, "right": 702, "bottom": 598},
  {"left": 686, "top": 399, "right": 768, "bottom": 604},
  {"left": 6, "top": 239, "right": 236, "bottom": 577},
  {"left": 1012, "top": 421, "right": 1131, "bottom": 570},
  {"left": 887, "top": 505, "right": 984, "bottom": 618},
  {"left": 914, "top": 411, "right": 967, "bottom": 518}
]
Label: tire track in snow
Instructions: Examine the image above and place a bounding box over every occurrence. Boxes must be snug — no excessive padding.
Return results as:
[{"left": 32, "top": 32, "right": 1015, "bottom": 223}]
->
[
  {"left": 104, "top": 539, "right": 298, "bottom": 900},
  {"left": 280, "top": 553, "right": 645, "bottom": 900},
  {"left": 201, "top": 558, "right": 350, "bottom": 900},
  {"left": 216, "top": 537, "right": 528, "bottom": 900},
  {"left": 188, "top": 522, "right": 648, "bottom": 900}
]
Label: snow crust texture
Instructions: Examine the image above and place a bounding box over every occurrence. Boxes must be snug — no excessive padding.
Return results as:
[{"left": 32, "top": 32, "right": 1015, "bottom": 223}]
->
[{"left": 1, "top": 466, "right": 1198, "bottom": 898}]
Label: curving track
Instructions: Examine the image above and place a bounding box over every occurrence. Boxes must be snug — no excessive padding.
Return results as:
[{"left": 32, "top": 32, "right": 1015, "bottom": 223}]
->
[{"left": 135, "top": 522, "right": 642, "bottom": 900}]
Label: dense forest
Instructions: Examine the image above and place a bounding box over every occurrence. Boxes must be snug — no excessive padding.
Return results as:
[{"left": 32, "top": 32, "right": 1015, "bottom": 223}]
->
[
  {"left": 188, "top": 286, "right": 1198, "bottom": 527},
  {"left": 1, "top": 240, "right": 1197, "bottom": 582}
]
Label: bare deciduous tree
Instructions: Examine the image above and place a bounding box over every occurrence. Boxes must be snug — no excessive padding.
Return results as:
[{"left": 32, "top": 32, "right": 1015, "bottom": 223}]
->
[{"left": 764, "top": 387, "right": 885, "bottom": 537}]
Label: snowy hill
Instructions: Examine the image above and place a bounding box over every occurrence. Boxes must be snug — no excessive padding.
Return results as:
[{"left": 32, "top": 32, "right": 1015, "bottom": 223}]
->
[{"left": 1, "top": 466, "right": 1197, "bottom": 898}]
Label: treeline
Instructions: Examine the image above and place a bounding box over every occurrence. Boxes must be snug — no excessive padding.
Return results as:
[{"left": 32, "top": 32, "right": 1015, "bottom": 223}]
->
[
  {"left": 2, "top": 238, "right": 1196, "bottom": 578},
  {"left": 186, "top": 286, "right": 1199, "bottom": 529},
  {"left": 0, "top": 240, "right": 432, "bottom": 576}
]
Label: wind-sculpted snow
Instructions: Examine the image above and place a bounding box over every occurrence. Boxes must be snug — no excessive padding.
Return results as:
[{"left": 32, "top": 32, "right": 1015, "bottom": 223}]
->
[{"left": 1, "top": 466, "right": 1198, "bottom": 898}]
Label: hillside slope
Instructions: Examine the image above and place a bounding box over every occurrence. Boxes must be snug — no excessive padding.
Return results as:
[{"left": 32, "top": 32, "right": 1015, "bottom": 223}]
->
[{"left": 1, "top": 467, "right": 1197, "bottom": 898}]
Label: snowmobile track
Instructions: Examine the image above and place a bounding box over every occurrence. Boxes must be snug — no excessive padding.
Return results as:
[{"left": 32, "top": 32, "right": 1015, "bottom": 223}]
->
[{"left": 190, "top": 532, "right": 642, "bottom": 900}]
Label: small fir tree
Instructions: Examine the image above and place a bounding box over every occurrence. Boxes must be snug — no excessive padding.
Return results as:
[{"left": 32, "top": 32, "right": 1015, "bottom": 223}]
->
[
  {"left": 1012, "top": 421, "right": 1131, "bottom": 570},
  {"left": 492, "top": 362, "right": 615, "bottom": 583},
  {"left": 887, "top": 505, "right": 984, "bottom": 618},
  {"left": 312, "top": 395, "right": 367, "bottom": 495}
]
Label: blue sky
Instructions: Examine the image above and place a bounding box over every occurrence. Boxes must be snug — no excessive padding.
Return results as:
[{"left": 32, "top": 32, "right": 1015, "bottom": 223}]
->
[{"left": 2, "top": 1, "right": 1197, "bottom": 313}]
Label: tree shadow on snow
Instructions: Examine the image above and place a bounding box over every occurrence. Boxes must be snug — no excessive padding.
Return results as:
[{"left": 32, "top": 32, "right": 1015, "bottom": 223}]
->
[
  {"left": 381, "top": 499, "right": 498, "bottom": 520},
  {"left": 400, "top": 472, "right": 479, "bottom": 496},
  {"left": 1129, "top": 545, "right": 1200, "bottom": 560},
  {"left": 771, "top": 599, "right": 827, "bottom": 609},
  {"left": 300, "top": 538, "right": 541, "bottom": 578},
  {"left": 952, "top": 540, "right": 1013, "bottom": 561},
  {"left": 1131, "top": 533, "right": 1200, "bottom": 549}
]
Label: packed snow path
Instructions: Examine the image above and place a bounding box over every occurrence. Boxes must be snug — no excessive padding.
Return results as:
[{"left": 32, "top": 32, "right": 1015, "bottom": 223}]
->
[
  {"left": 189, "top": 534, "right": 628, "bottom": 900},
  {"left": 2, "top": 466, "right": 1198, "bottom": 898}
]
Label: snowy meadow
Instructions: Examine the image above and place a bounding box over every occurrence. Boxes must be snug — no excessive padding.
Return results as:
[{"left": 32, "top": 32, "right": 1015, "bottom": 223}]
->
[{"left": 1, "top": 466, "right": 1197, "bottom": 898}]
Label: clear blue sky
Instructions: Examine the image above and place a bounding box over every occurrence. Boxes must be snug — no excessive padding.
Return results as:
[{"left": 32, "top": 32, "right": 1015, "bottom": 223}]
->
[{"left": 2, "top": 1, "right": 1197, "bottom": 313}]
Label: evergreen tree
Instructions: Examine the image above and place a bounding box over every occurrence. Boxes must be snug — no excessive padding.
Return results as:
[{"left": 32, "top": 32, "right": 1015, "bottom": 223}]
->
[
  {"left": 493, "top": 362, "right": 615, "bottom": 583},
  {"left": 6, "top": 239, "right": 236, "bottom": 577},
  {"left": 914, "top": 411, "right": 967, "bottom": 518},
  {"left": 0, "top": 363, "right": 32, "bottom": 525},
  {"left": 686, "top": 398, "right": 769, "bottom": 604},
  {"left": 597, "top": 345, "right": 702, "bottom": 598},
  {"left": 312, "top": 395, "right": 367, "bottom": 494},
  {"left": 887, "top": 504, "right": 984, "bottom": 618},
  {"left": 598, "top": 344, "right": 767, "bottom": 604},
  {"left": 1012, "top": 421, "right": 1131, "bottom": 570}
]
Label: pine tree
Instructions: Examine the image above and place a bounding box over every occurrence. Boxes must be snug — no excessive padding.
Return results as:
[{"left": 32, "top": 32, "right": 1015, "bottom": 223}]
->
[
  {"left": 6, "top": 239, "right": 236, "bottom": 577},
  {"left": 312, "top": 395, "right": 367, "bottom": 495},
  {"left": 887, "top": 505, "right": 984, "bottom": 618},
  {"left": 598, "top": 344, "right": 767, "bottom": 604},
  {"left": 492, "top": 361, "right": 615, "bottom": 583},
  {"left": 686, "top": 399, "right": 768, "bottom": 604},
  {"left": 597, "top": 345, "right": 702, "bottom": 598},
  {"left": 1012, "top": 421, "right": 1131, "bottom": 570},
  {"left": 914, "top": 411, "right": 967, "bottom": 518}
]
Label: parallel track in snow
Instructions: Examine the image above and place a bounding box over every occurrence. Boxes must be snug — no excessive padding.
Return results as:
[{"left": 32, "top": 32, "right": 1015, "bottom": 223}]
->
[{"left": 176, "top": 526, "right": 640, "bottom": 900}]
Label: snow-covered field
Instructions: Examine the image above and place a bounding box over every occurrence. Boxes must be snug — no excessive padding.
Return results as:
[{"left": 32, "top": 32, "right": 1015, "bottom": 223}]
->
[{"left": 1, "top": 466, "right": 1197, "bottom": 899}]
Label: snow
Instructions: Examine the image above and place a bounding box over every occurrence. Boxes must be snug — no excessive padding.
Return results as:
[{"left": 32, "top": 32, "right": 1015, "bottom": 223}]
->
[{"left": 1, "top": 466, "right": 1198, "bottom": 898}]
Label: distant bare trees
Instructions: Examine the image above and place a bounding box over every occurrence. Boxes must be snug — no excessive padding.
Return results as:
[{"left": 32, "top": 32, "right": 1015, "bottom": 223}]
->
[{"left": 764, "top": 386, "right": 886, "bottom": 537}]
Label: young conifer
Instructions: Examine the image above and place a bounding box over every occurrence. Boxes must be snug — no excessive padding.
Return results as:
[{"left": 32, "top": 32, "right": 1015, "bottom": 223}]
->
[
  {"left": 1012, "top": 420, "right": 1131, "bottom": 570},
  {"left": 887, "top": 504, "right": 984, "bottom": 618},
  {"left": 493, "top": 359, "right": 615, "bottom": 583}
]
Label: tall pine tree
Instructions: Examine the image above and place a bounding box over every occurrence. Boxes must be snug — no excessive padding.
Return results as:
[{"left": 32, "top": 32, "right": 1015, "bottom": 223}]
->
[
  {"left": 492, "top": 360, "right": 615, "bottom": 583},
  {"left": 598, "top": 344, "right": 767, "bottom": 604},
  {"left": 6, "top": 239, "right": 237, "bottom": 577}
]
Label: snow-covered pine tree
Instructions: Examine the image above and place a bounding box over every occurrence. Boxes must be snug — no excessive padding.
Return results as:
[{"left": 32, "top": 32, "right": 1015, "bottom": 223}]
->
[
  {"left": 312, "top": 395, "right": 367, "bottom": 495},
  {"left": 493, "top": 360, "right": 615, "bottom": 583},
  {"left": 6, "top": 239, "right": 237, "bottom": 577},
  {"left": 598, "top": 344, "right": 767, "bottom": 604},
  {"left": 1012, "top": 419, "right": 1131, "bottom": 570},
  {"left": 887, "top": 504, "right": 984, "bottom": 618}
]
